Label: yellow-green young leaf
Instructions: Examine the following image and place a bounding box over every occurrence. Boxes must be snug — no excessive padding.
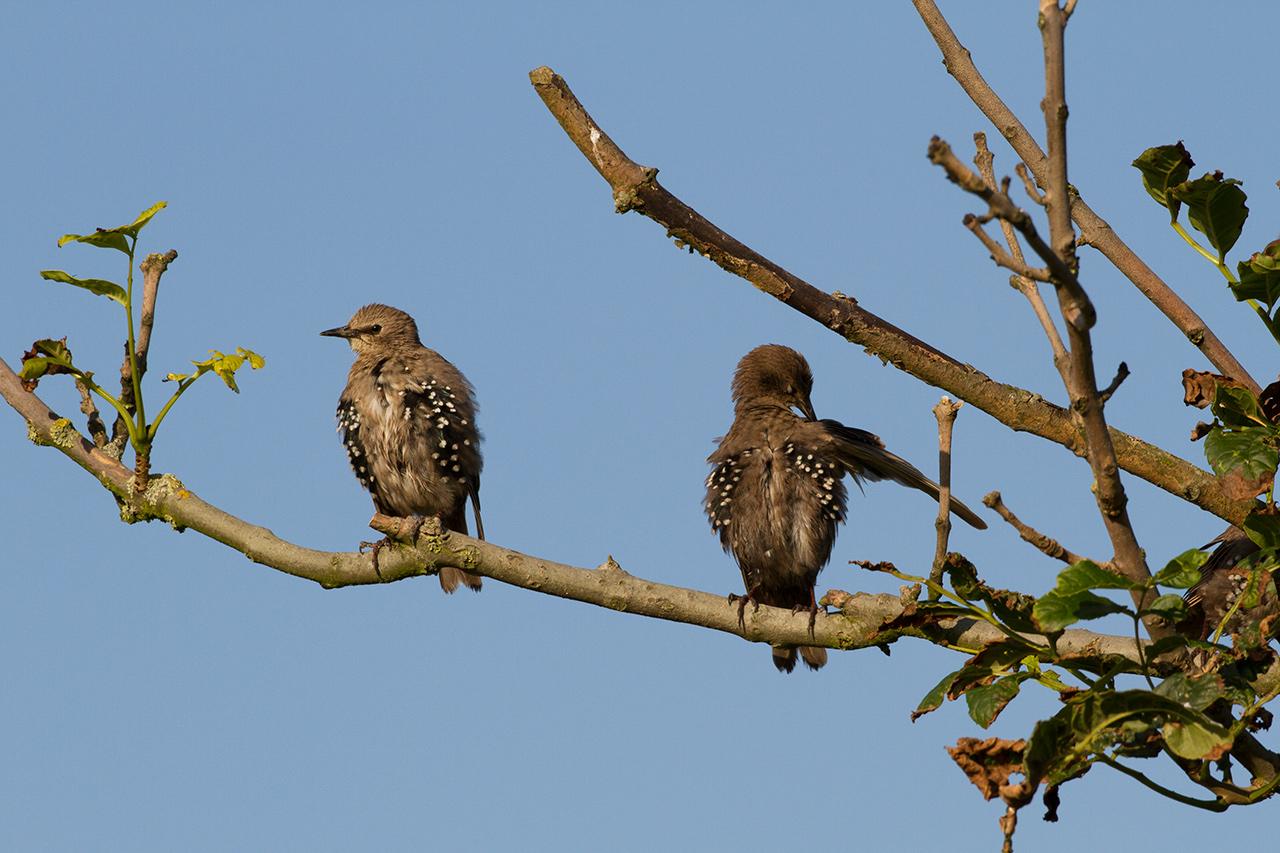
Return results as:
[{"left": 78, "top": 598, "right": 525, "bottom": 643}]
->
[
  {"left": 236, "top": 347, "right": 266, "bottom": 370},
  {"left": 56, "top": 201, "right": 168, "bottom": 253},
  {"left": 57, "top": 230, "right": 130, "bottom": 254},
  {"left": 40, "top": 269, "right": 127, "bottom": 305},
  {"left": 122, "top": 201, "right": 167, "bottom": 237},
  {"left": 163, "top": 372, "right": 194, "bottom": 383}
]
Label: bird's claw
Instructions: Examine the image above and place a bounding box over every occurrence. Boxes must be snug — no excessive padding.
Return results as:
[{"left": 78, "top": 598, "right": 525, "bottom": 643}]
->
[
  {"left": 359, "top": 537, "right": 389, "bottom": 580},
  {"left": 728, "top": 591, "right": 760, "bottom": 632}
]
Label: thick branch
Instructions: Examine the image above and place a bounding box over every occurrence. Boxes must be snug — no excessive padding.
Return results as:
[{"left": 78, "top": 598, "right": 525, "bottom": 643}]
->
[
  {"left": 527, "top": 66, "right": 1249, "bottom": 525},
  {"left": 911, "top": 0, "right": 1260, "bottom": 394},
  {"left": 136, "top": 250, "right": 177, "bottom": 380},
  {"left": 2, "top": 354, "right": 1145, "bottom": 665}
]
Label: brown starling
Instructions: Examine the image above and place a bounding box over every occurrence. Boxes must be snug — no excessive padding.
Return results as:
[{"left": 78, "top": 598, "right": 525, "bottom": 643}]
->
[
  {"left": 1182, "top": 526, "right": 1277, "bottom": 641},
  {"left": 322, "top": 304, "right": 484, "bottom": 592},
  {"left": 705, "top": 345, "right": 987, "bottom": 672}
]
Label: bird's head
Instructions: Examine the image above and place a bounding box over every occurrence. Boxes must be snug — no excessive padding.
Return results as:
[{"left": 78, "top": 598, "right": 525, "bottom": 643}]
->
[
  {"left": 731, "top": 344, "right": 817, "bottom": 420},
  {"left": 321, "top": 303, "right": 421, "bottom": 354}
]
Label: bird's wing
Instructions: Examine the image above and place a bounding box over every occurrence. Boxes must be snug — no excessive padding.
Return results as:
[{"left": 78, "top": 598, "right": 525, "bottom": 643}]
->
[
  {"left": 818, "top": 418, "right": 987, "bottom": 530},
  {"left": 336, "top": 397, "right": 388, "bottom": 511}
]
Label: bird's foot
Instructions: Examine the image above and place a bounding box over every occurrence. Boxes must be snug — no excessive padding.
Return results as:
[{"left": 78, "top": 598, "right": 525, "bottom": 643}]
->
[
  {"left": 359, "top": 537, "right": 389, "bottom": 580},
  {"left": 790, "top": 602, "right": 819, "bottom": 640},
  {"left": 728, "top": 591, "right": 760, "bottom": 632}
]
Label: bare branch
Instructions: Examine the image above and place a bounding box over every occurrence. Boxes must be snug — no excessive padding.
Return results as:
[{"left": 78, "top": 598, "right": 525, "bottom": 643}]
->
[
  {"left": 75, "top": 377, "right": 108, "bottom": 449},
  {"left": 526, "top": 66, "right": 1248, "bottom": 525},
  {"left": 929, "top": 396, "right": 962, "bottom": 597},
  {"left": 113, "top": 249, "right": 178, "bottom": 451},
  {"left": 1032, "top": 4, "right": 1153, "bottom": 612},
  {"left": 964, "top": 215, "right": 1052, "bottom": 282},
  {"left": 136, "top": 250, "right": 177, "bottom": 380},
  {"left": 911, "top": 0, "right": 1260, "bottom": 394},
  {"left": 1, "top": 354, "right": 1147, "bottom": 666},
  {"left": 1016, "top": 163, "right": 1046, "bottom": 206},
  {"left": 974, "top": 132, "right": 1068, "bottom": 375},
  {"left": 983, "top": 491, "right": 1088, "bottom": 566}
]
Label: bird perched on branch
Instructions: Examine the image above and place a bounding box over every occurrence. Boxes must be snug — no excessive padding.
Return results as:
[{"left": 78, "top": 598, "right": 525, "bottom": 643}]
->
[
  {"left": 322, "top": 304, "right": 484, "bottom": 593},
  {"left": 705, "top": 344, "right": 987, "bottom": 672},
  {"left": 1182, "top": 525, "right": 1277, "bottom": 642}
]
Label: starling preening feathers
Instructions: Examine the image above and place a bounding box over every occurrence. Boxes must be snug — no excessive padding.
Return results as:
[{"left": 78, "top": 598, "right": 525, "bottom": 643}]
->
[
  {"left": 322, "top": 304, "right": 484, "bottom": 593},
  {"left": 705, "top": 345, "right": 987, "bottom": 672}
]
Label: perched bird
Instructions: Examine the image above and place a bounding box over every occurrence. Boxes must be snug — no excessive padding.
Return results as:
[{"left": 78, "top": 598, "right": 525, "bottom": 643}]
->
[
  {"left": 705, "top": 344, "right": 987, "bottom": 672},
  {"left": 1182, "top": 525, "right": 1277, "bottom": 642},
  {"left": 322, "top": 303, "right": 484, "bottom": 592}
]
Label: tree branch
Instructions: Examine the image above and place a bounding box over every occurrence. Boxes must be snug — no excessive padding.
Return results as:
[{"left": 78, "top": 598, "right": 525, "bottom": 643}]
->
[
  {"left": 526, "top": 66, "right": 1249, "bottom": 525},
  {"left": 929, "top": 396, "right": 962, "bottom": 597},
  {"left": 2, "top": 353, "right": 1149, "bottom": 666},
  {"left": 911, "top": 0, "right": 1260, "bottom": 395}
]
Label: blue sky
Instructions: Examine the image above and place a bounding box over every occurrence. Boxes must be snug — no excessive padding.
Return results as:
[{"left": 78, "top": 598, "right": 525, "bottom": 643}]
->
[{"left": 3, "top": 2, "right": 1277, "bottom": 850}]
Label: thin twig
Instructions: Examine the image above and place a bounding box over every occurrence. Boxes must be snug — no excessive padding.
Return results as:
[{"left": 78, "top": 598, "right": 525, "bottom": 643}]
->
[
  {"left": 973, "top": 132, "right": 1069, "bottom": 377},
  {"left": 929, "top": 396, "right": 962, "bottom": 598},
  {"left": 1015, "top": 163, "right": 1045, "bottom": 206},
  {"left": 983, "top": 491, "right": 1088, "bottom": 566},
  {"left": 1099, "top": 362, "right": 1130, "bottom": 403},
  {"left": 911, "top": 0, "right": 1260, "bottom": 394},
  {"left": 964, "top": 215, "right": 1052, "bottom": 282},
  {"left": 75, "top": 378, "right": 108, "bottom": 449}
]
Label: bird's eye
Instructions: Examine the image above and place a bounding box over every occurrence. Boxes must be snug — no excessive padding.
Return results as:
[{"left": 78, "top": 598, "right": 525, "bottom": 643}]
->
[{"left": 369, "top": 324, "right": 382, "bottom": 334}]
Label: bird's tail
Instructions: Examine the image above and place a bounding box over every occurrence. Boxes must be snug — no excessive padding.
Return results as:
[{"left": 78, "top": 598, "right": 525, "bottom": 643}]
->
[
  {"left": 771, "top": 645, "right": 827, "bottom": 673},
  {"left": 440, "top": 506, "right": 483, "bottom": 593},
  {"left": 821, "top": 419, "right": 987, "bottom": 529},
  {"left": 439, "top": 567, "right": 483, "bottom": 593}
]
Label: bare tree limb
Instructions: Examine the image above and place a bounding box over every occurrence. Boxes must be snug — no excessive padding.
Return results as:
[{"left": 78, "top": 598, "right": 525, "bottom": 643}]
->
[
  {"left": 2, "top": 353, "right": 1153, "bottom": 666},
  {"left": 911, "top": 0, "right": 1261, "bottom": 395},
  {"left": 526, "top": 66, "right": 1250, "bottom": 525}
]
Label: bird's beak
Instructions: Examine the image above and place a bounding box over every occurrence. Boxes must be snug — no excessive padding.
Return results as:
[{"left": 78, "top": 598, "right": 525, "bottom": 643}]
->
[
  {"left": 798, "top": 396, "right": 817, "bottom": 422},
  {"left": 320, "top": 325, "right": 355, "bottom": 339}
]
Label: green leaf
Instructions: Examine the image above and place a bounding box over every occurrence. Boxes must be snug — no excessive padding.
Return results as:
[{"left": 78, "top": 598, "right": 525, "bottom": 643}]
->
[
  {"left": 912, "top": 669, "right": 961, "bottom": 722},
  {"left": 966, "top": 675, "right": 1026, "bottom": 728},
  {"left": 1132, "top": 143, "right": 1194, "bottom": 219},
  {"left": 1203, "top": 425, "right": 1278, "bottom": 480},
  {"left": 57, "top": 229, "right": 130, "bottom": 254},
  {"left": 1162, "top": 719, "right": 1233, "bottom": 760},
  {"left": 121, "top": 201, "right": 167, "bottom": 237},
  {"left": 1242, "top": 511, "right": 1280, "bottom": 550},
  {"left": 1052, "top": 560, "right": 1140, "bottom": 594},
  {"left": 1212, "top": 385, "right": 1270, "bottom": 428},
  {"left": 56, "top": 201, "right": 167, "bottom": 254},
  {"left": 1140, "top": 593, "right": 1188, "bottom": 623},
  {"left": 1232, "top": 263, "right": 1280, "bottom": 309},
  {"left": 174, "top": 346, "right": 267, "bottom": 394},
  {"left": 1154, "top": 672, "right": 1224, "bottom": 712},
  {"left": 1033, "top": 590, "right": 1131, "bottom": 632},
  {"left": 19, "top": 338, "right": 78, "bottom": 384},
  {"left": 1169, "top": 172, "right": 1248, "bottom": 261},
  {"left": 1152, "top": 548, "right": 1209, "bottom": 589},
  {"left": 39, "top": 269, "right": 127, "bottom": 306},
  {"left": 944, "top": 554, "right": 1038, "bottom": 633}
]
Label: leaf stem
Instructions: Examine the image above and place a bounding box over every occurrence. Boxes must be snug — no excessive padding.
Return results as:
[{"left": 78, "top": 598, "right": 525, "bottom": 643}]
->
[
  {"left": 1171, "top": 221, "right": 1235, "bottom": 283},
  {"left": 123, "top": 238, "right": 147, "bottom": 449},
  {"left": 1098, "top": 755, "right": 1228, "bottom": 811},
  {"left": 147, "top": 376, "right": 201, "bottom": 440}
]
